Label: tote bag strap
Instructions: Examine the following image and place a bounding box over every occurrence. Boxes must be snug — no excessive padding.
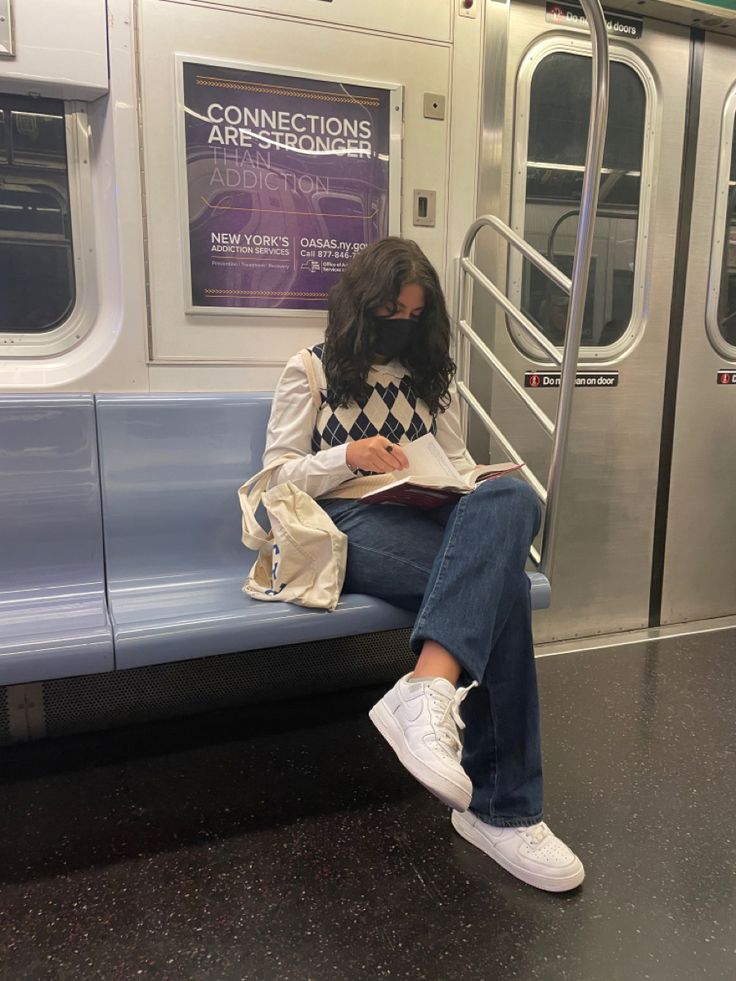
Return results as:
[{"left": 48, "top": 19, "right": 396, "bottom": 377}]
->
[
  {"left": 238, "top": 455, "right": 299, "bottom": 551},
  {"left": 238, "top": 469, "right": 274, "bottom": 551},
  {"left": 300, "top": 348, "right": 325, "bottom": 411}
]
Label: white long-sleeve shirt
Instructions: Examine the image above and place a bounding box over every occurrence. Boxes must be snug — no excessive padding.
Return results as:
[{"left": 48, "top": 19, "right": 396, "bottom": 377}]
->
[{"left": 262, "top": 352, "right": 476, "bottom": 500}]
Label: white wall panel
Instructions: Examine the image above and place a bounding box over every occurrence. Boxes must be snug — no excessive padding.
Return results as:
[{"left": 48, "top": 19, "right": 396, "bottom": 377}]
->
[
  {"left": 0, "top": 0, "right": 108, "bottom": 100},
  {"left": 139, "top": 0, "right": 456, "bottom": 367},
  {"left": 165, "top": 0, "right": 453, "bottom": 43},
  {"left": 0, "top": 0, "right": 483, "bottom": 393},
  {"left": 0, "top": 0, "right": 149, "bottom": 392}
]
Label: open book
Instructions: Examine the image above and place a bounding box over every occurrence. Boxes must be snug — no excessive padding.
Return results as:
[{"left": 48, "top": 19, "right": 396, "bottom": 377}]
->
[{"left": 360, "top": 434, "right": 524, "bottom": 510}]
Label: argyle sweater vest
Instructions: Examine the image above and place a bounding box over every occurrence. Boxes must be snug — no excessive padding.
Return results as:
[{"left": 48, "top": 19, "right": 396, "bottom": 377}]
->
[
  {"left": 308, "top": 343, "right": 436, "bottom": 451},
  {"left": 304, "top": 344, "right": 437, "bottom": 499}
]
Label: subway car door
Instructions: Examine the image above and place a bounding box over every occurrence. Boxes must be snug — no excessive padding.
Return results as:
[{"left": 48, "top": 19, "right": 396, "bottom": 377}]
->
[
  {"left": 480, "top": 1, "right": 692, "bottom": 642},
  {"left": 660, "top": 31, "right": 736, "bottom": 625}
]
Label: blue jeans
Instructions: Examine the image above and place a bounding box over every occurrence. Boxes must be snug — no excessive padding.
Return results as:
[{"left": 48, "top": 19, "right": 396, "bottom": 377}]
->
[{"left": 321, "top": 477, "right": 543, "bottom": 828}]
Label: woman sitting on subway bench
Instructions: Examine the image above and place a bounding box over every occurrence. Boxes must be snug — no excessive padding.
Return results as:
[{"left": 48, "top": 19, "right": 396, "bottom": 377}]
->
[{"left": 262, "top": 236, "right": 584, "bottom": 892}]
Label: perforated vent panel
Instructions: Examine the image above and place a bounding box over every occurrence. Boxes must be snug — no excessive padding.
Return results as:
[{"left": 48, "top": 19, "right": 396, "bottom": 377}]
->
[
  {"left": 41, "top": 629, "right": 413, "bottom": 738},
  {"left": 0, "top": 688, "right": 9, "bottom": 744}
]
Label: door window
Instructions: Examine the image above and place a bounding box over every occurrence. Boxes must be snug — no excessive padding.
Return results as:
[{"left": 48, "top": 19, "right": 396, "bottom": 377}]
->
[
  {"left": 712, "top": 108, "right": 736, "bottom": 349},
  {"left": 513, "top": 48, "right": 650, "bottom": 353}
]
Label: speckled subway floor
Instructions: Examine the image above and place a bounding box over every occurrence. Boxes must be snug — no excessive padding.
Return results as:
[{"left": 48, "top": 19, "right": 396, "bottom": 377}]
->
[{"left": 1, "top": 632, "right": 734, "bottom": 981}]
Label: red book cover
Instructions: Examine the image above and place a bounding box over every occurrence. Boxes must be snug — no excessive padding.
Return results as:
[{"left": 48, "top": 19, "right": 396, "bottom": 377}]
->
[
  {"left": 361, "top": 463, "right": 524, "bottom": 510},
  {"left": 362, "top": 483, "right": 465, "bottom": 510}
]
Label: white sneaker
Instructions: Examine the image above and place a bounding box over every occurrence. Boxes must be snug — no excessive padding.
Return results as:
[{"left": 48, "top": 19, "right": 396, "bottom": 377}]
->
[
  {"left": 369, "top": 674, "right": 477, "bottom": 811},
  {"left": 451, "top": 809, "right": 585, "bottom": 892}
]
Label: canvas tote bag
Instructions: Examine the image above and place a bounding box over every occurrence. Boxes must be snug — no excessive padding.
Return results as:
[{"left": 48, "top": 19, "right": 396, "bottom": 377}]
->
[{"left": 238, "top": 463, "right": 348, "bottom": 611}]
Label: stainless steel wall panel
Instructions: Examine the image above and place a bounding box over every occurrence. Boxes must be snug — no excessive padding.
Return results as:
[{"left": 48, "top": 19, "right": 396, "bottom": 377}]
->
[
  {"left": 477, "top": 1, "right": 690, "bottom": 641},
  {"left": 661, "top": 33, "right": 736, "bottom": 624}
]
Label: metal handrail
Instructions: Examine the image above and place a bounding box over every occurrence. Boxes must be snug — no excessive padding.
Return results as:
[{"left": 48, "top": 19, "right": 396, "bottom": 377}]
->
[
  {"left": 460, "top": 256, "right": 564, "bottom": 366},
  {"left": 453, "top": 0, "right": 609, "bottom": 581},
  {"left": 456, "top": 317, "right": 555, "bottom": 437},
  {"left": 456, "top": 380, "right": 548, "bottom": 504}
]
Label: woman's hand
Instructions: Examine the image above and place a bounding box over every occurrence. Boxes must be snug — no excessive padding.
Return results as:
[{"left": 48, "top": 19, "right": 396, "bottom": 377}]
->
[{"left": 346, "top": 437, "right": 409, "bottom": 474}]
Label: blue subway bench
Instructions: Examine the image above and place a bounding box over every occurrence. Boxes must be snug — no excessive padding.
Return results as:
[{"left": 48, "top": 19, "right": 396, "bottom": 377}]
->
[
  {"left": 0, "top": 395, "right": 114, "bottom": 684},
  {"left": 0, "top": 393, "right": 550, "bottom": 686}
]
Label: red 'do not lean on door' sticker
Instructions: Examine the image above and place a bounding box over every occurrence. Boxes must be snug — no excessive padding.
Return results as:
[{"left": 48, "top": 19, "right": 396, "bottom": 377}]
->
[{"left": 524, "top": 372, "right": 619, "bottom": 388}]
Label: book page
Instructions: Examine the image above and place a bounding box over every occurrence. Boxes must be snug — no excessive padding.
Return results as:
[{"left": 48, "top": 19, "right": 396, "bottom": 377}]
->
[
  {"left": 401, "top": 434, "right": 466, "bottom": 484},
  {"left": 363, "top": 436, "right": 525, "bottom": 502},
  {"left": 360, "top": 461, "right": 525, "bottom": 504},
  {"left": 362, "top": 474, "right": 469, "bottom": 499}
]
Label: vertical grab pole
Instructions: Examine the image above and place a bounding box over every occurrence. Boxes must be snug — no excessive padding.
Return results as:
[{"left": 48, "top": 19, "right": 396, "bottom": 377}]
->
[{"left": 539, "top": 0, "right": 610, "bottom": 581}]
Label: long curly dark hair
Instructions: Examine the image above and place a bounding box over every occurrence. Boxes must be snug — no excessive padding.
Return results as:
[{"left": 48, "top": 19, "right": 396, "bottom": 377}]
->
[{"left": 322, "top": 237, "right": 455, "bottom": 415}]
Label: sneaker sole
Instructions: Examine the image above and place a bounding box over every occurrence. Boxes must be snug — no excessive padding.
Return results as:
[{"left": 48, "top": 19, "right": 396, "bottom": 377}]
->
[
  {"left": 369, "top": 699, "right": 471, "bottom": 812},
  {"left": 451, "top": 811, "right": 585, "bottom": 892}
]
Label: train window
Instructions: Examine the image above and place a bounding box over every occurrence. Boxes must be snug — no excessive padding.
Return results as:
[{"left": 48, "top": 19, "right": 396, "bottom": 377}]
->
[
  {"left": 511, "top": 47, "right": 651, "bottom": 356},
  {"left": 708, "top": 99, "right": 736, "bottom": 352},
  {"left": 0, "top": 94, "right": 76, "bottom": 336}
]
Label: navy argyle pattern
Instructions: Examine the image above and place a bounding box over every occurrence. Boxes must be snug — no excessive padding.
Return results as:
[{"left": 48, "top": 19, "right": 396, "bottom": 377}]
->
[{"left": 307, "top": 344, "right": 437, "bottom": 456}]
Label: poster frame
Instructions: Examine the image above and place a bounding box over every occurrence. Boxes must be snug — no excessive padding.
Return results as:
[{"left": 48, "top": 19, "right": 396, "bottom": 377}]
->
[{"left": 174, "top": 53, "right": 403, "bottom": 319}]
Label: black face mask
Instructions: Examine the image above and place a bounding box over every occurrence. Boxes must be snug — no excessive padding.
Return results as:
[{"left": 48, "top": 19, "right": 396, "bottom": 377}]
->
[{"left": 371, "top": 316, "right": 415, "bottom": 360}]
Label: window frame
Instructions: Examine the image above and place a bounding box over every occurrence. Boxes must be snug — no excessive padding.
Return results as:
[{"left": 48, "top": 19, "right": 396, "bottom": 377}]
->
[
  {"left": 706, "top": 82, "right": 736, "bottom": 361},
  {"left": 508, "top": 36, "right": 657, "bottom": 364},
  {"left": 0, "top": 99, "right": 98, "bottom": 357}
]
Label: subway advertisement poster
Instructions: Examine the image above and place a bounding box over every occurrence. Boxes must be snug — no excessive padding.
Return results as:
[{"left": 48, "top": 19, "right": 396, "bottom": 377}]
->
[{"left": 181, "top": 61, "right": 395, "bottom": 312}]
